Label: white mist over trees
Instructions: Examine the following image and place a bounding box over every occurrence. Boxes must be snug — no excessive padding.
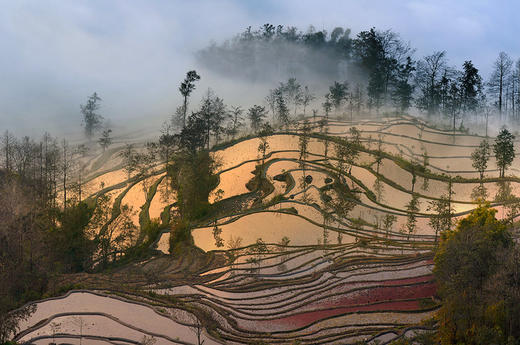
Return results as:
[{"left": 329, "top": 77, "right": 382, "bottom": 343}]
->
[
  {"left": 80, "top": 92, "right": 104, "bottom": 140},
  {"left": 197, "top": 24, "right": 520, "bottom": 131},
  {"left": 198, "top": 24, "right": 353, "bottom": 83}
]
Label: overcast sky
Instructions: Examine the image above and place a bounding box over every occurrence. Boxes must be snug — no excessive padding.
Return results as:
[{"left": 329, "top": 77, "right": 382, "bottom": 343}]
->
[{"left": 1, "top": 0, "right": 519, "bottom": 136}]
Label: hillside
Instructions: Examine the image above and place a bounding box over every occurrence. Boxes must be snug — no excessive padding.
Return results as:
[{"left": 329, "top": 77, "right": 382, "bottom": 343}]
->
[{"left": 10, "top": 114, "right": 520, "bottom": 345}]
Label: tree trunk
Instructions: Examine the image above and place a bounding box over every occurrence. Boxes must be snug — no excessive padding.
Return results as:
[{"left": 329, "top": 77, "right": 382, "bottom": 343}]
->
[
  {"left": 485, "top": 113, "right": 489, "bottom": 137},
  {"left": 453, "top": 113, "right": 456, "bottom": 133},
  {"left": 499, "top": 72, "right": 503, "bottom": 115},
  {"left": 207, "top": 126, "right": 210, "bottom": 150},
  {"left": 78, "top": 170, "right": 82, "bottom": 202},
  {"left": 63, "top": 157, "right": 67, "bottom": 209},
  {"left": 183, "top": 96, "right": 188, "bottom": 128}
]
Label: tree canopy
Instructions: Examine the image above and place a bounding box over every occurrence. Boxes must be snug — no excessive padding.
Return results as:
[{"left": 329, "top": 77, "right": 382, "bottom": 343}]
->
[{"left": 434, "top": 203, "right": 519, "bottom": 344}]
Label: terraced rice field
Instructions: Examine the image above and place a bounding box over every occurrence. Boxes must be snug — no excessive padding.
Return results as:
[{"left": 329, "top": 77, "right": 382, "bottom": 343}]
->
[{"left": 15, "top": 115, "right": 520, "bottom": 344}]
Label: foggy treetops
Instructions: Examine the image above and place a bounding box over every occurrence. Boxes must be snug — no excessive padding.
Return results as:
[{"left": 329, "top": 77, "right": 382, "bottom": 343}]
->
[{"left": 198, "top": 24, "right": 520, "bottom": 123}]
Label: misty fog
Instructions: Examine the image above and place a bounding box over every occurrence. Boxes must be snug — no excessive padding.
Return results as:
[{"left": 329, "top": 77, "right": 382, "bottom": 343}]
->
[{"left": 1, "top": 1, "right": 519, "bottom": 139}]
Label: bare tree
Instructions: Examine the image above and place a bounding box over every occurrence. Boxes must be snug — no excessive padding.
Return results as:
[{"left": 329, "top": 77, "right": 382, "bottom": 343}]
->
[
  {"left": 50, "top": 321, "right": 61, "bottom": 344},
  {"left": 72, "top": 316, "right": 85, "bottom": 345},
  {"left": 298, "top": 120, "right": 311, "bottom": 199},
  {"left": 322, "top": 93, "right": 332, "bottom": 120},
  {"left": 415, "top": 51, "right": 447, "bottom": 116},
  {"left": 0, "top": 304, "right": 36, "bottom": 344},
  {"left": 301, "top": 86, "right": 315, "bottom": 115},
  {"left": 1, "top": 130, "right": 15, "bottom": 171},
  {"left": 226, "top": 235, "right": 243, "bottom": 265},
  {"left": 515, "top": 59, "right": 520, "bottom": 120},
  {"left": 488, "top": 52, "right": 513, "bottom": 117},
  {"left": 61, "top": 139, "right": 74, "bottom": 208},
  {"left": 427, "top": 195, "right": 453, "bottom": 242},
  {"left": 265, "top": 88, "right": 277, "bottom": 123},
  {"left": 282, "top": 78, "right": 303, "bottom": 115},
  {"left": 227, "top": 106, "right": 244, "bottom": 140},
  {"left": 120, "top": 144, "right": 137, "bottom": 180},
  {"left": 189, "top": 316, "right": 205, "bottom": 345}
]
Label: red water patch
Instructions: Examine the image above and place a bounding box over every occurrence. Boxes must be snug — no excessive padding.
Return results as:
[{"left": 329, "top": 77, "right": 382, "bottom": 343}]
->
[
  {"left": 264, "top": 279, "right": 436, "bottom": 330},
  {"left": 275, "top": 299, "right": 421, "bottom": 329},
  {"left": 381, "top": 274, "right": 432, "bottom": 286}
]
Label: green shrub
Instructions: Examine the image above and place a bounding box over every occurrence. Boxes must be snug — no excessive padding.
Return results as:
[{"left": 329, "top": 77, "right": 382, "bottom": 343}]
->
[
  {"left": 144, "top": 219, "right": 162, "bottom": 244},
  {"left": 418, "top": 297, "right": 437, "bottom": 309},
  {"left": 169, "top": 221, "right": 194, "bottom": 255}
]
